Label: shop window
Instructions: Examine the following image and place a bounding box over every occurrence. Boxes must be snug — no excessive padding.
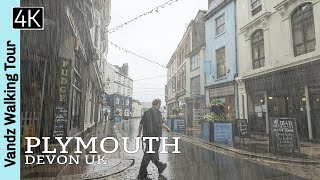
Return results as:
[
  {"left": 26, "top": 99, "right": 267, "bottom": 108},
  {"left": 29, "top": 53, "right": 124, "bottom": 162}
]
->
[
  {"left": 216, "top": 47, "right": 226, "bottom": 78},
  {"left": 115, "top": 97, "right": 119, "bottom": 105},
  {"left": 216, "top": 14, "right": 225, "bottom": 36},
  {"left": 251, "top": 0, "right": 262, "bottom": 16},
  {"left": 292, "top": 3, "right": 316, "bottom": 56},
  {"left": 251, "top": 29, "right": 265, "bottom": 69}
]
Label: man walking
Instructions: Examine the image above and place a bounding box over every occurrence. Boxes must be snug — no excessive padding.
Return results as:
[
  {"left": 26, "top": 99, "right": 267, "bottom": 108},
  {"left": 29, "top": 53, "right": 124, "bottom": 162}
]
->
[{"left": 137, "top": 99, "right": 170, "bottom": 180}]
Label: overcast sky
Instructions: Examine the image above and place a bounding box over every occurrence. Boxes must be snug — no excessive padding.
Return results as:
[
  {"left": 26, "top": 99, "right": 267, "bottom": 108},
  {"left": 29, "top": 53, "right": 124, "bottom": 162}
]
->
[{"left": 108, "top": 0, "right": 208, "bottom": 103}]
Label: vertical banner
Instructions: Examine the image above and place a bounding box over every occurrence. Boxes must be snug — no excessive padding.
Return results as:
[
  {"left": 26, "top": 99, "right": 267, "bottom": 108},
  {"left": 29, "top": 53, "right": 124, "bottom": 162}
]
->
[
  {"left": 53, "top": 57, "right": 72, "bottom": 139},
  {"left": 0, "top": 0, "right": 21, "bottom": 179}
]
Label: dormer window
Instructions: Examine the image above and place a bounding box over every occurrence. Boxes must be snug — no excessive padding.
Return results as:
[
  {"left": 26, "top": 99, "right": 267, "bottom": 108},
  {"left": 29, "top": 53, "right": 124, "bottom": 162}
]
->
[{"left": 251, "top": 0, "right": 262, "bottom": 16}]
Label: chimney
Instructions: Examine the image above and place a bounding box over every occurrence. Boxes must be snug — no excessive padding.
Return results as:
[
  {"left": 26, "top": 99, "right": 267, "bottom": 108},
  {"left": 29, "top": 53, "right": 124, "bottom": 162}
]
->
[
  {"left": 208, "top": 0, "right": 213, "bottom": 8},
  {"left": 122, "top": 63, "right": 129, "bottom": 76}
]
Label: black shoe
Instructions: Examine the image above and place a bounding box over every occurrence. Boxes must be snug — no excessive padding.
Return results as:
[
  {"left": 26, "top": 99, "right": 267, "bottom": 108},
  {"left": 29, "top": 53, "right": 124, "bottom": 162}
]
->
[{"left": 158, "top": 163, "right": 167, "bottom": 174}]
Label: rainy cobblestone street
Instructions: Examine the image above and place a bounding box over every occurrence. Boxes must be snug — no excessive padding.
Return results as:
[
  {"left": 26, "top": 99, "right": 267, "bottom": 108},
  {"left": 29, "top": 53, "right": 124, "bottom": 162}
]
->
[
  {"left": 21, "top": 118, "right": 320, "bottom": 180},
  {"left": 103, "top": 119, "right": 320, "bottom": 180}
]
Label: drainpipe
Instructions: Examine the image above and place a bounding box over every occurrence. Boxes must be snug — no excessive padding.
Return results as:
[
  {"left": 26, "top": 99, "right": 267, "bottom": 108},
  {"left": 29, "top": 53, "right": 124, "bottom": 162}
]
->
[
  {"left": 234, "top": 1, "right": 240, "bottom": 119},
  {"left": 305, "top": 85, "right": 313, "bottom": 139}
]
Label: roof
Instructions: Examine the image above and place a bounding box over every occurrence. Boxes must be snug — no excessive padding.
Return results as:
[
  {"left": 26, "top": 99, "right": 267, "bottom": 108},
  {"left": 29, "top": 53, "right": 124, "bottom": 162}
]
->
[
  {"left": 208, "top": 0, "right": 225, "bottom": 12},
  {"left": 204, "top": 0, "right": 230, "bottom": 20},
  {"left": 107, "top": 62, "right": 133, "bottom": 80}
]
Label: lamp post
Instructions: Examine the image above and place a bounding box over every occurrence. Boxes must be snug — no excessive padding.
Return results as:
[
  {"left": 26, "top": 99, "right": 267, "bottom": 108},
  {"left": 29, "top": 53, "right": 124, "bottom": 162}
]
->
[{"left": 102, "top": 77, "right": 110, "bottom": 122}]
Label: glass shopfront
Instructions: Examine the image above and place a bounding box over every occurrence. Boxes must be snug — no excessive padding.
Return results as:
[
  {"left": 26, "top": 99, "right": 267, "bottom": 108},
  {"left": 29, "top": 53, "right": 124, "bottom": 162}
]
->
[
  {"left": 246, "top": 61, "right": 320, "bottom": 140},
  {"left": 310, "top": 84, "right": 320, "bottom": 139}
]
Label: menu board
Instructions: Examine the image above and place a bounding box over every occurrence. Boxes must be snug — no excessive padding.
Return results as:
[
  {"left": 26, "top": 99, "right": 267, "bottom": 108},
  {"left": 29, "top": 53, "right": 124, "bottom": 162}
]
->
[
  {"left": 236, "top": 119, "right": 249, "bottom": 138},
  {"left": 176, "top": 119, "right": 185, "bottom": 131},
  {"left": 269, "top": 117, "right": 300, "bottom": 152},
  {"left": 53, "top": 106, "right": 68, "bottom": 138}
]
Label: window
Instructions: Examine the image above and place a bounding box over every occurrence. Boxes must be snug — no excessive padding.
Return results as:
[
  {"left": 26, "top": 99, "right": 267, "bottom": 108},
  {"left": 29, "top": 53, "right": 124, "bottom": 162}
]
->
[
  {"left": 172, "top": 76, "right": 176, "bottom": 92},
  {"left": 190, "top": 76, "right": 200, "bottom": 95},
  {"left": 216, "top": 47, "right": 226, "bottom": 78},
  {"left": 127, "top": 89, "right": 130, "bottom": 97},
  {"left": 115, "top": 97, "right": 119, "bottom": 105},
  {"left": 292, "top": 3, "right": 316, "bottom": 56},
  {"left": 251, "top": 30, "right": 265, "bottom": 69},
  {"left": 216, "top": 14, "right": 225, "bottom": 36},
  {"left": 71, "top": 53, "right": 82, "bottom": 129},
  {"left": 118, "top": 85, "right": 121, "bottom": 93},
  {"left": 93, "top": 11, "right": 101, "bottom": 48},
  {"left": 123, "top": 78, "right": 126, "bottom": 85},
  {"left": 191, "top": 54, "right": 200, "bottom": 71},
  {"left": 123, "top": 87, "right": 126, "bottom": 96},
  {"left": 118, "top": 74, "right": 120, "bottom": 82},
  {"left": 251, "top": 0, "right": 262, "bottom": 16}
]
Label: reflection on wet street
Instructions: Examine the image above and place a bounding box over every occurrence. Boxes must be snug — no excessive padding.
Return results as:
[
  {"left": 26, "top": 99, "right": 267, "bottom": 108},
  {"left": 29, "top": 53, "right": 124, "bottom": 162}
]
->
[{"left": 122, "top": 119, "right": 306, "bottom": 180}]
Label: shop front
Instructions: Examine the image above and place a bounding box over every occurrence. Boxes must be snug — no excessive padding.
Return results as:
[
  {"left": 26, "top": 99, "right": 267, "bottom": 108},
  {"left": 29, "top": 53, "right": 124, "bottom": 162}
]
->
[
  {"left": 245, "top": 60, "right": 320, "bottom": 140},
  {"left": 208, "top": 82, "right": 237, "bottom": 120},
  {"left": 185, "top": 96, "right": 205, "bottom": 126}
]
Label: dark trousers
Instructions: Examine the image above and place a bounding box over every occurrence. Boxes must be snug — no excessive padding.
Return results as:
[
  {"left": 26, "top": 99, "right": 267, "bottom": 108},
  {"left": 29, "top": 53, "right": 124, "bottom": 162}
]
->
[{"left": 138, "top": 138, "right": 163, "bottom": 178}]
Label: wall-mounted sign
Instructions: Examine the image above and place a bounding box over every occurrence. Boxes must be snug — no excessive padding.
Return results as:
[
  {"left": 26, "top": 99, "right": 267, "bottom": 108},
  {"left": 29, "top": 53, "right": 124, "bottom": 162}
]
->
[
  {"left": 53, "top": 57, "right": 71, "bottom": 139},
  {"left": 209, "top": 85, "right": 234, "bottom": 98}
]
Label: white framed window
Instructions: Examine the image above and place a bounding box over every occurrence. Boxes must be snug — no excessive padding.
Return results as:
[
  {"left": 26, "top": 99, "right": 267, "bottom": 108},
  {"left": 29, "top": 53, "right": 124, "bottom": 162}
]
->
[
  {"left": 216, "top": 14, "right": 225, "bottom": 36},
  {"left": 191, "top": 53, "right": 200, "bottom": 71},
  {"left": 251, "top": 0, "right": 262, "bottom": 16},
  {"left": 292, "top": 3, "right": 316, "bottom": 56},
  {"left": 216, "top": 47, "right": 226, "bottom": 78}
]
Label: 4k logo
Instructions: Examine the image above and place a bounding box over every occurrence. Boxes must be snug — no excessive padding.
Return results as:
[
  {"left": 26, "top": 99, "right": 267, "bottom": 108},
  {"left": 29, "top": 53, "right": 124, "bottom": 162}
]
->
[{"left": 13, "top": 7, "right": 44, "bottom": 30}]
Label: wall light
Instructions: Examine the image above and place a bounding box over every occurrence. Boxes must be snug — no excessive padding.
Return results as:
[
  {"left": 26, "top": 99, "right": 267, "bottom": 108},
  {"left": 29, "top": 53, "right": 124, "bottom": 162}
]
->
[{"left": 268, "top": 97, "right": 273, "bottom": 100}]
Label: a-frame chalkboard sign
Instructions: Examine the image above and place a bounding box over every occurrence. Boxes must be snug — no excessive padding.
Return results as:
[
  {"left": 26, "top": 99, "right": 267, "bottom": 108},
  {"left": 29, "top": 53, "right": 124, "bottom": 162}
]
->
[{"left": 268, "top": 117, "right": 300, "bottom": 153}]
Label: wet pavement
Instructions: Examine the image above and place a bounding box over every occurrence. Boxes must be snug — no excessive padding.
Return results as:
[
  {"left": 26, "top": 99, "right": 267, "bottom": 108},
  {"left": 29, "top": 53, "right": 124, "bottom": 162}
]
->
[
  {"left": 21, "top": 119, "right": 319, "bottom": 179},
  {"left": 21, "top": 121, "right": 130, "bottom": 179},
  {"left": 120, "top": 118, "right": 306, "bottom": 180}
]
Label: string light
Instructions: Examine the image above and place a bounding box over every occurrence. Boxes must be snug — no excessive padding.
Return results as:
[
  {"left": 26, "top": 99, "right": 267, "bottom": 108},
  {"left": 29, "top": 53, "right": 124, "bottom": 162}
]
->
[
  {"left": 109, "top": 41, "right": 167, "bottom": 68},
  {"left": 108, "top": 0, "right": 180, "bottom": 33},
  {"left": 134, "top": 75, "right": 167, "bottom": 81}
]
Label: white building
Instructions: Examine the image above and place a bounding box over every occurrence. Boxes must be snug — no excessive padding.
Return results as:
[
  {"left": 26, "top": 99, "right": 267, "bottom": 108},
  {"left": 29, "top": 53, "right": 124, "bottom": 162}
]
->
[
  {"left": 105, "top": 63, "right": 133, "bottom": 119},
  {"left": 166, "top": 10, "right": 207, "bottom": 126},
  {"left": 80, "top": 0, "right": 111, "bottom": 130},
  {"left": 236, "top": 0, "right": 320, "bottom": 140}
]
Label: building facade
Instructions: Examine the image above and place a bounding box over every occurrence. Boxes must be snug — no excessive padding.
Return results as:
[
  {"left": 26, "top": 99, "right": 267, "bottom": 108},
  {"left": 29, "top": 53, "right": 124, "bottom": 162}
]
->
[
  {"left": 236, "top": 0, "right": 320, "bottom": 140},
  {"left": 166, "top": 10, "right": 207, "bottom": 126},
  {"left": 20, "top": 0, "right": 111, "bottom": 145},
  {"left": 204, "top": 0, "right": 238, "bottom": 120},
  {"left": 105, "top": 63, "right": 133, "bottom": 120}
]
